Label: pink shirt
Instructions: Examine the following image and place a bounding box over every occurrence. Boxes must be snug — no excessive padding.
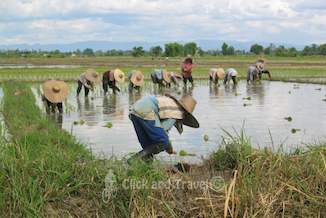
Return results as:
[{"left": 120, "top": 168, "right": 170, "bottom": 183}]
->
[{"left": 182, "top": 62, "right": 193, "bottom": 78}]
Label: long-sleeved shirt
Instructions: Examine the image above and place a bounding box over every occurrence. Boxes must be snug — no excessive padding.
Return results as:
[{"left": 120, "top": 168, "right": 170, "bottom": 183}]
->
[
  {"left": 169, "top": 72, "right": 180, "bottom": 86},
  {"left": 78, "top": 73, "right": 93, "bottom": 89},
  {"left": 247, "top": 66, "right": 259, "bottom": 82},
  {"left": 129, "top": 96, "right": 184, "bottom": 133},
  {"left": 150, "top": 69, "right": 163, "bottom": 80},
  {"left": 209, "top": 68, "right": 219, "bottom": 81},
  {"left": 103, "top": 70, "right": 115, "bottom": 81},
  {"left": 225, "top": 68, "right": 238, "bottom": 80}
]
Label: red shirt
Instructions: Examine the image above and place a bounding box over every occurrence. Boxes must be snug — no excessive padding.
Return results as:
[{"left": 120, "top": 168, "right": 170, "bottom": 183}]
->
[{"left": 103, "top": 70, "right": 114, "bottom": 81}]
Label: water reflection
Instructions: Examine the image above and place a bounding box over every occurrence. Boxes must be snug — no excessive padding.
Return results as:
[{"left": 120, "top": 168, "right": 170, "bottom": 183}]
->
[
  {"left": 29, "top": 80, "right": 326, "bottom": 162},
  {"left": 47, "top": 114, "right": 63, "bottom": 129}
]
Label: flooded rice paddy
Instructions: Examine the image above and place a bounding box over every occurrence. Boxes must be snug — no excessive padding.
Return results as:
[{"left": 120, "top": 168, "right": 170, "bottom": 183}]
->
[{"left": 26, "top": 79, "right": 326, "bottom": 163}]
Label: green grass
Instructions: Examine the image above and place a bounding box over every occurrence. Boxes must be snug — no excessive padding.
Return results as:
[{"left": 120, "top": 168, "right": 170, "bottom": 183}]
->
[{"left": 1, "top": 65, "right": 326, "bottom": 217}]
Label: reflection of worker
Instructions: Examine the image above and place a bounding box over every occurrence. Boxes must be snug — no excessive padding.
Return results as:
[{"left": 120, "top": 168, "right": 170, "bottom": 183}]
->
[
  {"left": 42, "top": 80, "right": 69, "bottom": 114},
  {"left": 247, "top": 66, "right": 259, "bottom": 84},
  {"left": 128, "top": 70, "right": 144, "bottom": 93},
  {"left": 150, "top": 69, "right": 167, "bottom": 89},
  {"left": 224, "top": 68, "right": 238, "bottom": 85},
  {"left": 209, "top": 68, "right": 225, "bottom": 86},
  {"left": 103, "top": 69, "right": 125, "bottom": 94},
  {"left": 127, "top": 94, "right": 199, "bottom": 163},
  {"left": 182, "top": 57, "right": 194, "bottom": 88},
  {"left": 77, "top": 68, "right": 101, "bottom": 99},
  {"left": 165, "top": 72, "right": 181, "bottom": 88}
]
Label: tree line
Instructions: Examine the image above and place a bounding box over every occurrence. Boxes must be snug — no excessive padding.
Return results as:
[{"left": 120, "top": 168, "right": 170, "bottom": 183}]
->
[{"left": 1, "top": 41, "right": 325, "bottom": 58}]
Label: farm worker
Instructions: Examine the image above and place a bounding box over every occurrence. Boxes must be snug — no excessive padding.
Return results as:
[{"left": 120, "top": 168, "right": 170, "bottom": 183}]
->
[
  {"left": 103, "top": 69, "right": 125, "bottom": 94},
  {"left": 150, "top": 69, "right": 168, "bottom": 89},
  {"left": 224, "top": 68, "right": 238, "bottom": 85},
  {"left": 182, "top": 57, "right": 194, "bottom": 88},
  {"left": 209, "top": 68, "right": 225, "bottom": 86},
  {"left": 128, "top": 70, "right": 144, "bottom": 93},
  {"left": 127, "top": 94, "right": 200, "bottom": 164},
  {"left": 77, "top": 68, "right": 101, "bottom": 99},
  {"left": 246, "top": 66, "right": 260, "bottom": 84},
  {"left": 42, "top": 80, "right": 69, "bottom": 114},
  {"left": 258, "top": 70, "right": 271, "bottom": 80},
  {"left": 165, "top": 72, "right": 181, "bottom": 88}
]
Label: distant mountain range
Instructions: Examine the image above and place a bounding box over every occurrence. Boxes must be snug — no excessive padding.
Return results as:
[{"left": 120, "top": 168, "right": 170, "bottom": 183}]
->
[{"left": 0, "top": 39, "right": 307, "bottom": 53}]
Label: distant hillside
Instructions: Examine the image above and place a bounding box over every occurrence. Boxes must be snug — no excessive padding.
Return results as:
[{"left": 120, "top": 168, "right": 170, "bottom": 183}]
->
[{"left": 0, "top": 40, "right": 306, "bottom": 53}]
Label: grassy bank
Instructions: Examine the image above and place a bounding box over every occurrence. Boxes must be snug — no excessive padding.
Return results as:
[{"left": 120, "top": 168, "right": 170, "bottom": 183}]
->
[{"left": 1, "top": 81, "right": 326, "bottom": 217}]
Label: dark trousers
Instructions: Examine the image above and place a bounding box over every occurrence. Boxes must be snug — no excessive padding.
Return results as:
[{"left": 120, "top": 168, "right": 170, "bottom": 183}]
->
[{"left": 77, "top": 81, "right": 90, "bottom": 97}]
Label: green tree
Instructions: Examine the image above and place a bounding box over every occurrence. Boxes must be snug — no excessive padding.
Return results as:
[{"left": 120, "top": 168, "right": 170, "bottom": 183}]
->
[
  {"left": 288, "top": 47, "right": 297, "bottom": 57},
  {"left": 183, "top": 42, "right": 197, "bottom": 56},
  {"left": 198, "top": 49, "right": 205, "bottom": 57},
  {"left": 302, "top": 46, "right": 312, "bottom": 56},
  {"left": 132, "top": 46, "right": 145, "bottom": 57},
  {"left": 95, "top": 50, "right": 104, "bottom": 56},
  {"left": 275, "top": 46, "right": 287, "bottom": 56},
  {"left": 222, "top": 42, "right": 228, "bottom": 55},
  {"left": 319, "top": 44, "right": 326, "bottom": 56},
  {"left": 164, "top": 43, "right": 183, "bottom": 57},
  {"left": 83, "top": 48, "right": 94, "bottom": 56},
  {"left": 151, "top": 46, "right": 162, "bottom": 57},
  {"left": 227, "top": 46, "right": 235, "bottom": 55},
  {"left": 264, "top": 47, "right": 271, "bottom": 55},
  {"left": 250, "top": 44, "right": 264, "bottom": 55}
]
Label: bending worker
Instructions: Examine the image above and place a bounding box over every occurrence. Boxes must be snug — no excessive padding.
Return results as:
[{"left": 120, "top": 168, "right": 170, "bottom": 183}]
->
[
  {"left": 224, "top": 68, "right": 238, "bottom": 85},
  {"left": 150, "top": 69, "right": 168, "bottom": 89},
  {"left": 42, "top": 80, "right": 69, "bottom": 114},
  {"left": 209, "top": 68, "right": 225, "bottom": 86},
  {"left": 103, "top": 69, "right": 125, "bottom": 94},
  {"left": 77, "top": 68, "right": 101, "bottom": 99},
  {"left": 247, "top": 66, "right": 260, "bottom": 84},
  {"left": 128, "top": 70, "right": 144, "bottom": 93},
  {"left": 127, "top": 94, "right": 200, "bottom": 163}
]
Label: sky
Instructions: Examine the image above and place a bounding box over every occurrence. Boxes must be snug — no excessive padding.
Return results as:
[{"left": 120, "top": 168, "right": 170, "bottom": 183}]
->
[{"left": 1, "top": 0, "right": 326, "bottom": 47}]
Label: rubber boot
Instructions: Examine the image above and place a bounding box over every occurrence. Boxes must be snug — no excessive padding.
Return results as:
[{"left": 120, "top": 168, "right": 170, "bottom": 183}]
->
[{"left": 127, "top": 142, "right": 165, "bottom": 164}]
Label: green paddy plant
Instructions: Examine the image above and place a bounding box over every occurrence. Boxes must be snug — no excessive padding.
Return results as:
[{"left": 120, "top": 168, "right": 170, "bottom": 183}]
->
[{"left": 0, "top": 81, "right": 108, "bottom": 217}]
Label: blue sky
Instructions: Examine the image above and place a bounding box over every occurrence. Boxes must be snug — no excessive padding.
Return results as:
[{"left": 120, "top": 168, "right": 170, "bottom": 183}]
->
[{"left": 1, "top": 0, "right": 326, "bottom": 47}]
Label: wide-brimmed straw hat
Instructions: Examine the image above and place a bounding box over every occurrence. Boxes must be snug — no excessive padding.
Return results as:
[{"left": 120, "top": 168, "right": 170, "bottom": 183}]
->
[
  {"left": 174, "top": 72, "right": 182, "bottom": 79},
  {"left": 85, "top": 68, "right": 101, "bottom": 84},
  {"left": 130, "top": 70, "right": 144, "bottom": 86},
  {"left": 43, "top": 80, "right": 69, "bottom": 103},
  {"left": 217, "top": 68, "right": 225, "bottom": 78},
  {"left": 162, "top": 69, "right": 171, "bottom": 83},
  {"left": 113, "top": 68, "right": 125, "bottom": 83},
  {"left": 165, "top": 94, "right": 199, "bottom": 128},
  {"left": 256, "top": 62, "right": 265, "bottom": 71}
]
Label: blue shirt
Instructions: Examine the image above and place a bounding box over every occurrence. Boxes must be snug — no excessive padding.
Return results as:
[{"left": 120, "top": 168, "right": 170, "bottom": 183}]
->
[{"left": 129, "top": 96, "right": 177, "bottom": 133}]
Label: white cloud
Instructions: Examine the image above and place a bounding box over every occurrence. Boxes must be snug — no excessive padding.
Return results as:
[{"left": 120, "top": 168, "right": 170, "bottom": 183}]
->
[{"left": 0, "top": 0, "right": 326, "bottom": 46}]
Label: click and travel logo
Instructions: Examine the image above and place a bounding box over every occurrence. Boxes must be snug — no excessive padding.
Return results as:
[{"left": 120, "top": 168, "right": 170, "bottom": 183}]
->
[{"left": 102, "top": 170, "right": 225, "bottom": 203}]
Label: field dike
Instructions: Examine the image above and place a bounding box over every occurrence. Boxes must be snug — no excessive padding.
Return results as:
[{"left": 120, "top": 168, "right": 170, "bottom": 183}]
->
[{"left": 1, "top": 81, "right": 326, "bottom": 217}]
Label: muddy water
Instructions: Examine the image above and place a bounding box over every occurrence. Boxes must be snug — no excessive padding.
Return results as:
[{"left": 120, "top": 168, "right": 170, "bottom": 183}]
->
[{"left": 31, "top": 80, "right": 326, "bottom": 163}]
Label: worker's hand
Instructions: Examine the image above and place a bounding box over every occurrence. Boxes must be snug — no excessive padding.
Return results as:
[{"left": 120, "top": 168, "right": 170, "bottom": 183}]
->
[
  {"left": 165, "top": 144, "right": 174, "bottom": 154},
  {"left": 89, "top": 87, "right": 94, "bottom": 91}
]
